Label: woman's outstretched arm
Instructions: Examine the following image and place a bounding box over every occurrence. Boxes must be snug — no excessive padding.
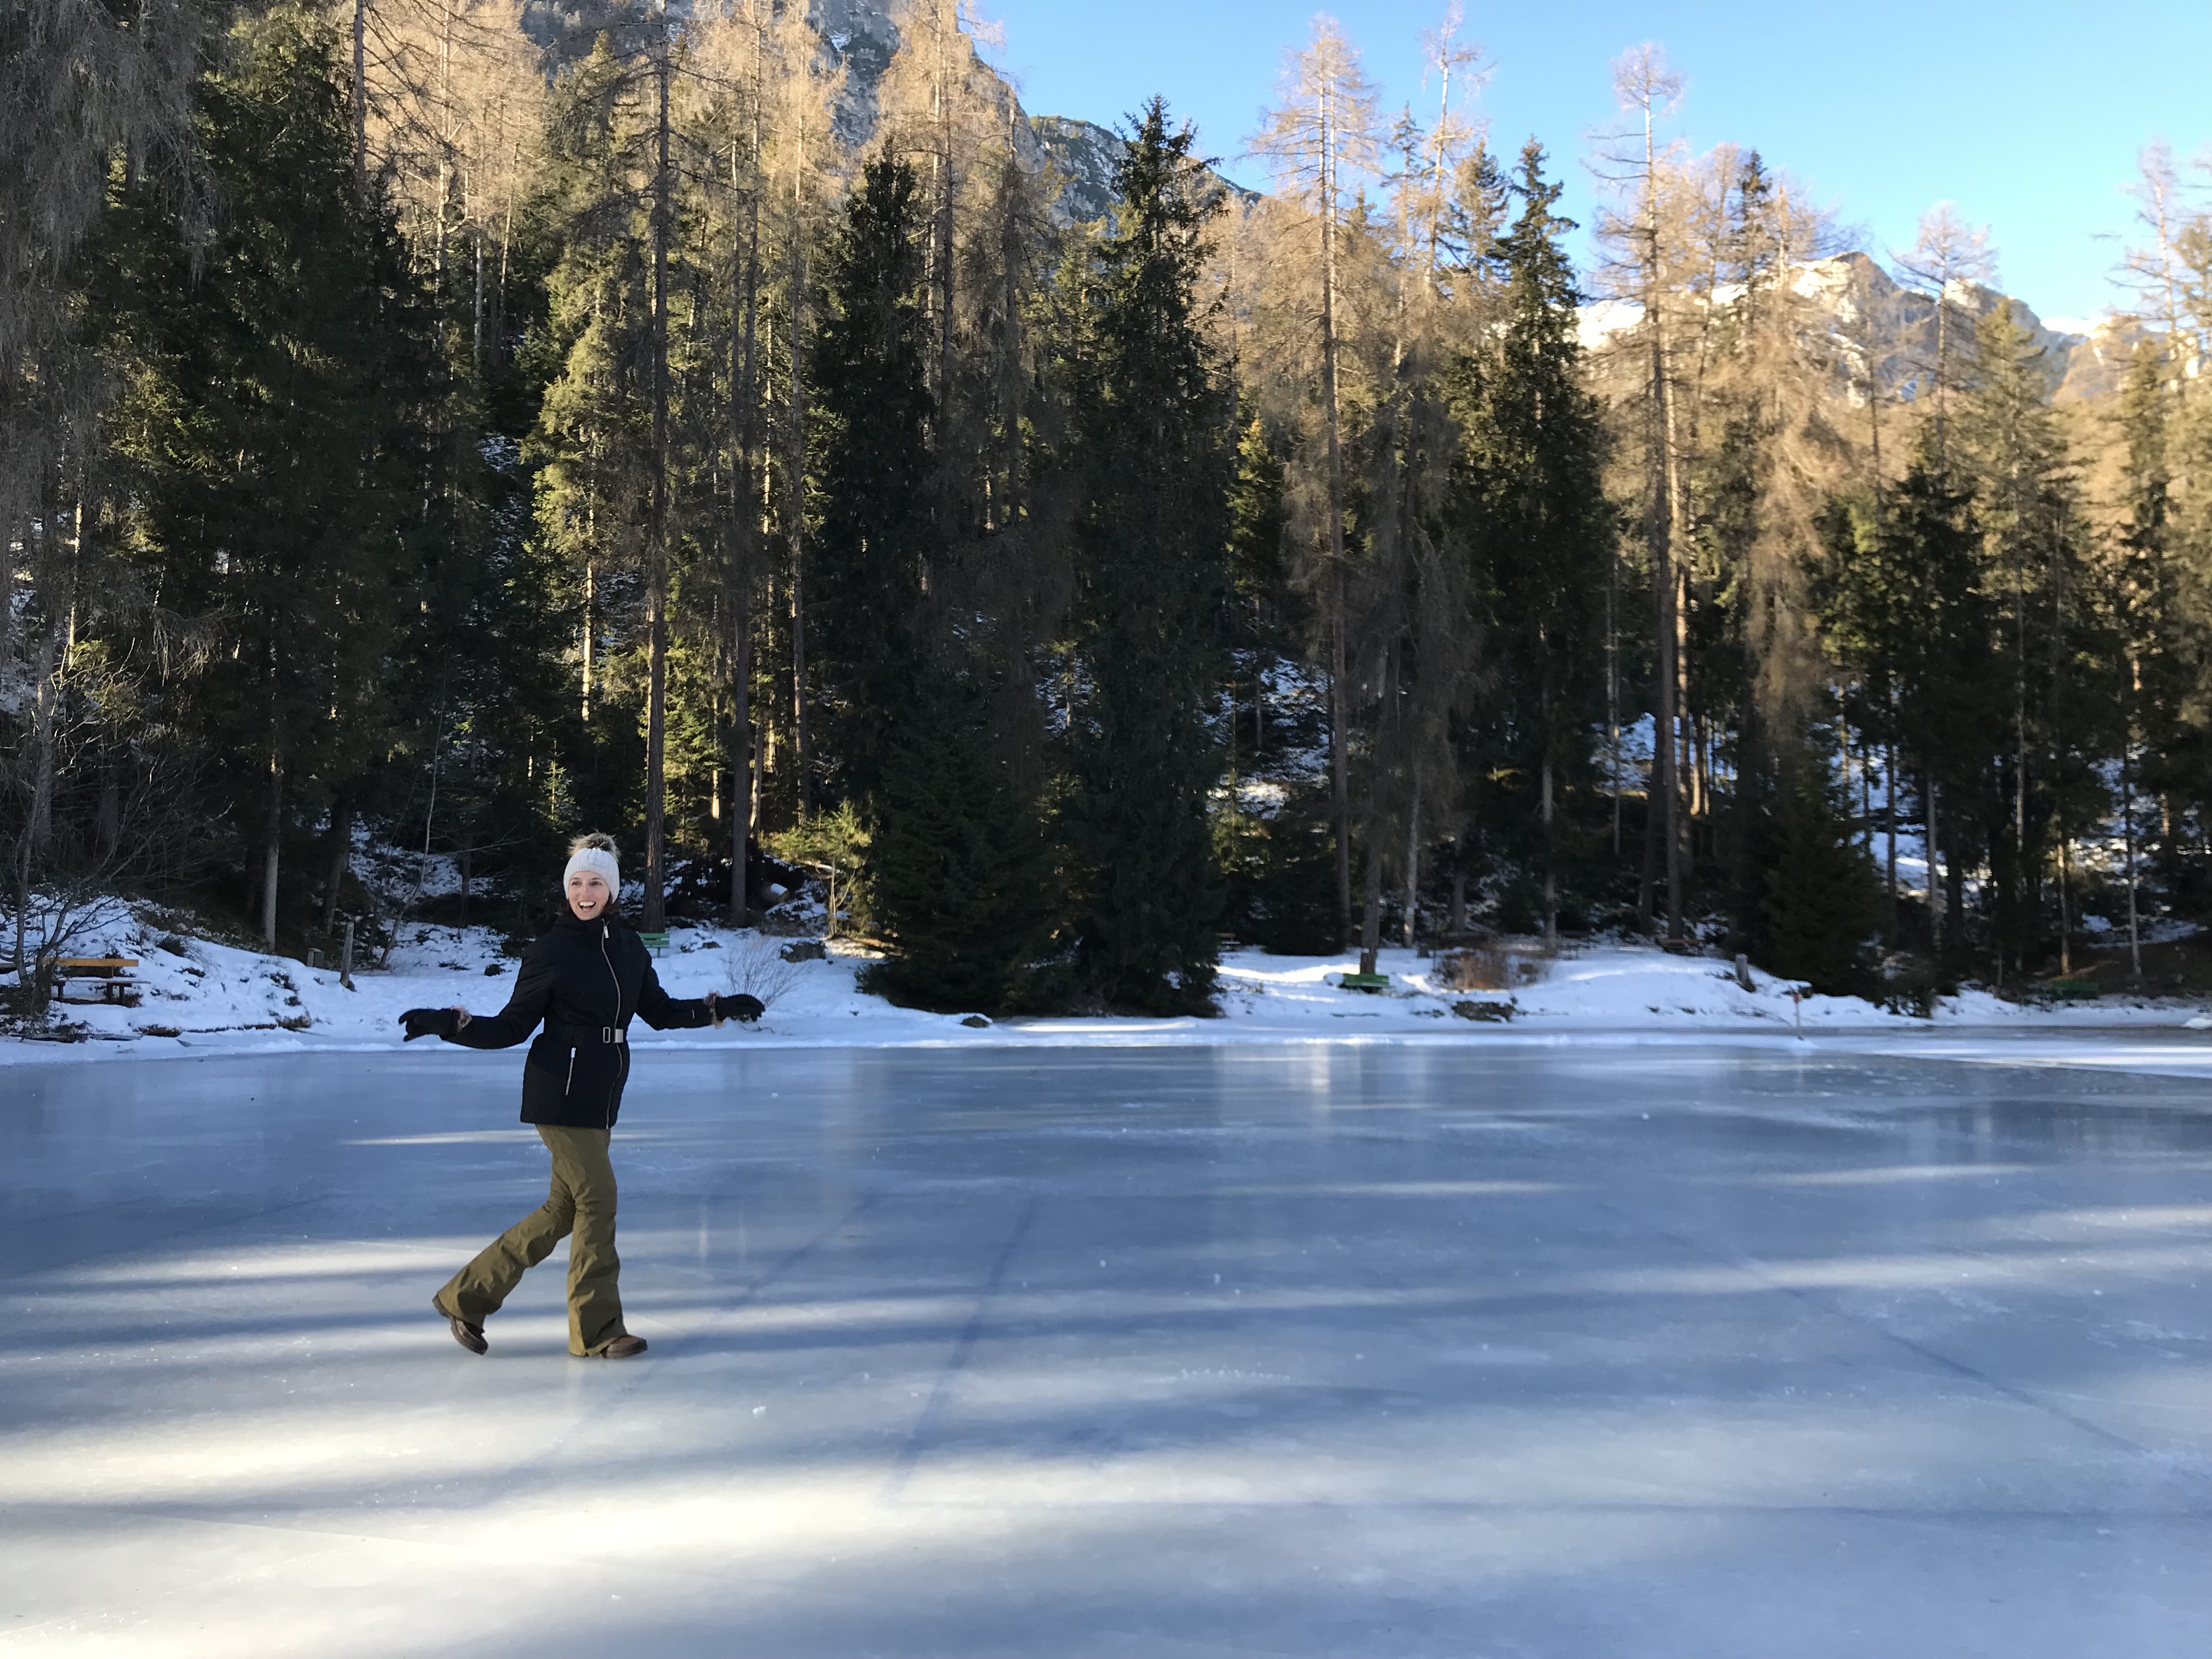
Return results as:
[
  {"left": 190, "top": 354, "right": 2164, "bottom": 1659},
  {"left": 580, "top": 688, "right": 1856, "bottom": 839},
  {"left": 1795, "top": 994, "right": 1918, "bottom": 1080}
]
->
[
  {"left": 634, "top": 956, "right": 719, "bottom": 1030},
  {"left": 434, "top": 947, "right": 555, "bottom": 1049}
]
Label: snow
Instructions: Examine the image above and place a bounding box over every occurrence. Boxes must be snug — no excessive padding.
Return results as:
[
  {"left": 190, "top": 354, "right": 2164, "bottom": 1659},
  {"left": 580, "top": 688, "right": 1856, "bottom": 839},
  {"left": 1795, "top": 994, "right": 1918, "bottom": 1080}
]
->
[
  {"left": 1578, "top": 296, "right": 1643, "bottom": 349},
  {"left": 7, "top": 906, "right": 2205, "bottom": 1069}
]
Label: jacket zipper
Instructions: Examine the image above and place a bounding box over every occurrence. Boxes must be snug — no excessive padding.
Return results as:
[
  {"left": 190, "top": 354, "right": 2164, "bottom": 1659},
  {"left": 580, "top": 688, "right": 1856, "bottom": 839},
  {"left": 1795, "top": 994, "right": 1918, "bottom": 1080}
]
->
[
  {"left": 599, "top": 922, "right": 622, "bottom": 1128},
  {"left": 564, "top": 1051, "right": 575, "bottom": 1095}
]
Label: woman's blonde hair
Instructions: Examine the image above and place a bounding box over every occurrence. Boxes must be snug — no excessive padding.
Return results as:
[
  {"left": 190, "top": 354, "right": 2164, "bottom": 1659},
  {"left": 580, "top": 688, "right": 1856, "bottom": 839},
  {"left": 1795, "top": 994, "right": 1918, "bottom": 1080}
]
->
[{"left": 569, "top": 832, "right": 618, "bottom": 858}]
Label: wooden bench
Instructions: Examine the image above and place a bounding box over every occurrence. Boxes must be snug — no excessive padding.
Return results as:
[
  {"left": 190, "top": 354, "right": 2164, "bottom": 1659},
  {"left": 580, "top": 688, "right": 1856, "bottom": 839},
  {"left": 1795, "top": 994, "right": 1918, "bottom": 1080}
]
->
[
  {"left": 637, "top": 932, "right": 670, "bottom": 957},
  {"left": 54, "top": 957, "right": 141, "bottom": 1006}
]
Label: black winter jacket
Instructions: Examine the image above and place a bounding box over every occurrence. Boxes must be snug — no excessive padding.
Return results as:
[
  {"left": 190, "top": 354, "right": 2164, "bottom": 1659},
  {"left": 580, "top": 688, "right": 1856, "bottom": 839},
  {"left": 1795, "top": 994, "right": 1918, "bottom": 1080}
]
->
[{"left": 444, "top": 913, "right": 715, "bottom": 1128}]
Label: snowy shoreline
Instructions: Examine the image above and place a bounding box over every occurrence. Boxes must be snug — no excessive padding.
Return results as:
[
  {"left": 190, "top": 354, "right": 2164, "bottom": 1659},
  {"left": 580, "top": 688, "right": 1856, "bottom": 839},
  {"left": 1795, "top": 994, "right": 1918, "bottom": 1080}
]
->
[{"left": 5, "top": 910, "right": 2206, "bottom": 1070}]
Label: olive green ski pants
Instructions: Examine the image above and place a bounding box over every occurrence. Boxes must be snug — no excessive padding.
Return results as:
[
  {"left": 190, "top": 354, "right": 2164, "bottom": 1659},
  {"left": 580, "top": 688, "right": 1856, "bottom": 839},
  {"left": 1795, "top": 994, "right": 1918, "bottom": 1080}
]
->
[{"left": 437, "top": 1125, "right": 628, "bottom": 1356}]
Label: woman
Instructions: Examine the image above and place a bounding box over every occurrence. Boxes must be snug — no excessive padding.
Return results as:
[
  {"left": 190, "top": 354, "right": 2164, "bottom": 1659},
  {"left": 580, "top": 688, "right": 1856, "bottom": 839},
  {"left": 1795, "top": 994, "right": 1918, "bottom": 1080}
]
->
[{"left": 400, "top": 833, "right": 763, "bottom": 1359}]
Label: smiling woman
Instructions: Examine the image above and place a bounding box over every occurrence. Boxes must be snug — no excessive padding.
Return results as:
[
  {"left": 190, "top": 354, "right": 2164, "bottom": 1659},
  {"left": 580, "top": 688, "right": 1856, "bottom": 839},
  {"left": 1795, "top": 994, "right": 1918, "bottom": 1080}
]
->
[{"left": 398, "top": 834, "right": 764, "bottom": 1360}]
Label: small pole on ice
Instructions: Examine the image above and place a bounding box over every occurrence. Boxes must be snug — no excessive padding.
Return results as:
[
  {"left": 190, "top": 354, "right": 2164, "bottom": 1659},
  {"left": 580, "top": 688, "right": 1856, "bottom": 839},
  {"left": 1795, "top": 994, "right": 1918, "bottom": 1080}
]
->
[
  {"left": 1790, "top": 987, "right": 1803, "bottom": 1040},
  {"left": 340, "top": 919, "right": 356, "bottom": 990}
]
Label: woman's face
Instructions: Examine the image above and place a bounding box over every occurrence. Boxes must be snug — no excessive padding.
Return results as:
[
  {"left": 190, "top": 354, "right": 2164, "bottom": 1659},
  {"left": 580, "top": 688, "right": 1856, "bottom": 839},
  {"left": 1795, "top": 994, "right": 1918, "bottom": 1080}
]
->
[{"left": 567, "top": 870, "right": 611, "bottom": 921}]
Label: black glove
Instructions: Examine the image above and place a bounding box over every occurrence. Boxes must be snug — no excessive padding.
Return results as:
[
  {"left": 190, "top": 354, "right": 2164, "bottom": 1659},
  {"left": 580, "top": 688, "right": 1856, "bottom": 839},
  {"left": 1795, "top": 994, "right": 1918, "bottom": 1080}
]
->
[
  {"left": 400, "top": 1007, "right": 458, "bottom": 1042},
  {"left": 724, "top": 992, "right": 765, "bottom": 1024}
]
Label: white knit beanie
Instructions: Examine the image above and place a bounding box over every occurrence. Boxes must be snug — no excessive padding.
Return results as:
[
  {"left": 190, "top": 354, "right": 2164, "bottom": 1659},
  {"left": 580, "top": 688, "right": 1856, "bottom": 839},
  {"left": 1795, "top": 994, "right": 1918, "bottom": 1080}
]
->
[{"left": 563, "top": 834, "right": 620, "bottom": 894}]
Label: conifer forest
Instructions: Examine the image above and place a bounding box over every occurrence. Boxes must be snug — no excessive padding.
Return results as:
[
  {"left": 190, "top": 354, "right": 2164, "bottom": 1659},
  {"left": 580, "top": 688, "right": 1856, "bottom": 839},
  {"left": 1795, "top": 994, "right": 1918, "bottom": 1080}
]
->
[{"left": 9, "top": 0, "right": 2212, "bottom": 1014}]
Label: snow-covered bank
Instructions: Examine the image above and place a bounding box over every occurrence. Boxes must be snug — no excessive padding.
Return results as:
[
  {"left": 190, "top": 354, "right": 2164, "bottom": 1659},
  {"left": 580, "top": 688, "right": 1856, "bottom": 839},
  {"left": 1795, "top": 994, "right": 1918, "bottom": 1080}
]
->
[{"left": 4, "top": 907, "right": 2206, "bottom": 1069}]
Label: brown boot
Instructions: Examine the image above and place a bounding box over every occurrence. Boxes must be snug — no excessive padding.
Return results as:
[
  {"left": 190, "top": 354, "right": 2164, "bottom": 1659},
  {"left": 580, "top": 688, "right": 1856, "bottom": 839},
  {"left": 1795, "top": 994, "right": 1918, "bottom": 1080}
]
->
[
  {"left": 433, "top": 1294, "right": 487, "bottom": 1356},
  {"left": 595, "top": 1335, "right": 647, "bottom": 1359}
]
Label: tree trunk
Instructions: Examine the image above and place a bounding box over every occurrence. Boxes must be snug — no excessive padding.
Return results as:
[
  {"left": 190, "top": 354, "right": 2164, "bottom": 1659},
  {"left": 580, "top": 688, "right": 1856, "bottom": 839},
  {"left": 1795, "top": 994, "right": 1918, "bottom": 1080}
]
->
[
  {"left": 27, "top": 620, "right": 60, "bottom": 853},
  {"left": 472, "top": 225, "right": 484, "bottom": 378},
  {"left": 321, "top": 800, "right": 351, "bottom": 935},
  {"left": 2057, "top": 839, "right": 2071, "bottom": 978},
  {"left": 1318, "top": 87, "right": 1351, "bottom": 946},
  {"left": 1401, "top": 774, "right": 1420, "bottom": 950},
  {"left": 97, "top": 765, "right": 119, "bottom": 859},
  {"left": 786, "top": 156, "right": 814, "bottom": 817},
  {"left": 1607, "top": 540, "right": 1621, "bottom": 854},
  {"left": 641, "top": 29, "right": 673, "bottom": 932},
  {"left": 1884, "top": 736, "right": 1898, "bottom": 942},
  {"left": 1653, "top": 535, "right": 1681, "bottom": 937},
  {"left": 1644, "top": 93, "right": 1686, "bottom": 941},
  {"left": 1541, "top": 755, "right": 1558, "bottom": 947},
  {"left": 727, "top": 64, "right": 764, "bottom": 930},
  {"left": 1944, "top": 826, "right": 1966, "bottom": 948},
  {"left": 579, "top": 560, "right": 597, "bottom": 721},
  {"left": 1926, "top": 774, "right": 1942, "bottom": 955},
  {"left": 261, "top": 759, "right": 282, "bottom": 947},
  {"left": 352, "top": 0, "right": 368, "bottom": 187},
  {"left": 1329, "top": 564, "right": 1349, "bottom": 942},
  {"left": 0, "top": 516, "right": 15, "bottom": 690},
  {"left": 1357, "top": 820, "right": 1383, "bottom": 977},
  {"left": 2124, "top": 740, "right": 2142, "bottom": 982}
]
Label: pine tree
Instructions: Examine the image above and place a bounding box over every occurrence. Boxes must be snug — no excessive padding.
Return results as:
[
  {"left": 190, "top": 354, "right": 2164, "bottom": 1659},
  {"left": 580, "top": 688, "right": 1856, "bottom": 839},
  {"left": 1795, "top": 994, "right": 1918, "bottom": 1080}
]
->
[
  {"left": 808, "top": 159, "right": 936, "bottom": 809},
  {"left": 1956, "top": 300, "right": 2120, "bottom": 977},
  {"left": 865, "top": 665, "right": 1057, "bottom": 1011},
  {"left": 1886, "top": 462, "right": 1999, "bottom": 955},
  {"left": 1062, "top": 100, "right": 1232, "bottom": 1013},
  {"left": 2112, "top": 342, "right": 2192, "bottom": 940},
  {"left": 808, "top": 157, "right": 1057, "bottom": 1009},
  {"left": 1453, "top": 141, "right": 1613, "bottom": 941},
  {"left": 94, "top": 3, "right": 444, "bottom": 943},
  {"left": 1729, "top": 736, "right": 1881, "bottom": 996}
]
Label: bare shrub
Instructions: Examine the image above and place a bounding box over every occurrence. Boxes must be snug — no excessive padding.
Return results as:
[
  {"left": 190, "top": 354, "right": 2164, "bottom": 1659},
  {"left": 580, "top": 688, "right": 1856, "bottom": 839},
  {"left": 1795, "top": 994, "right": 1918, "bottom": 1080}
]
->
[
  {"left": 2, "top": 704, "right": 205, "bottom": 1023},
  {"left": 724, "top": 934, "right": 803, "bottom": 1011},
  {"left": 1436, "top": 945, "right": 1548, "bottom": 992}
]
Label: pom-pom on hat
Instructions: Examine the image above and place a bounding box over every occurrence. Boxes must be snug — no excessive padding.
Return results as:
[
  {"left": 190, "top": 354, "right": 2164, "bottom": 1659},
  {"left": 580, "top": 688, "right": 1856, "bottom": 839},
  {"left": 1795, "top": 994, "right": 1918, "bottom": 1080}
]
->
[{"left": 563, "top": 832, "right": 619, "bottom": 894}]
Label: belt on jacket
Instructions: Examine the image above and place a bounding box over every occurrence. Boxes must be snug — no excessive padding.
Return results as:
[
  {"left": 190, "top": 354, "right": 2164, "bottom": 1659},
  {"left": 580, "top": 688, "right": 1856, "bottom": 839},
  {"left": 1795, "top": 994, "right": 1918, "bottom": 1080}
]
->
[{"left": 547, "top": 1022, "right": 627, "bottom": 1046}]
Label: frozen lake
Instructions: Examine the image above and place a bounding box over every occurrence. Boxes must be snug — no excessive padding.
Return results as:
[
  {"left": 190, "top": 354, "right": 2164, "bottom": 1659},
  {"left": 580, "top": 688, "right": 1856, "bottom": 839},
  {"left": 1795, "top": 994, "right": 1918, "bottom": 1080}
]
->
[{"left": 4, "top": 1039, "right": 2212, "bottom": 1656}]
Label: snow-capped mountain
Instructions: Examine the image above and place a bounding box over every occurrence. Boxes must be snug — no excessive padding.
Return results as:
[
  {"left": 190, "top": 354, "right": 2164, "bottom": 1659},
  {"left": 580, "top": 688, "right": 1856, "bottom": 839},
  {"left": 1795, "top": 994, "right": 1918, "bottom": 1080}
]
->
[{"left": 1580, "top": 251, "right": 2119, "bottom": 405}]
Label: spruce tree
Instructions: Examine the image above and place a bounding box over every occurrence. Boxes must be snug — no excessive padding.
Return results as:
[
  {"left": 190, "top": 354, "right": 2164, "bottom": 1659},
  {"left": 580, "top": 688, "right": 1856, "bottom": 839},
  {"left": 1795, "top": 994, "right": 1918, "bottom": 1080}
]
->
[
  {"left": 1063, "top": 100, "right": 1232, "bottom": 1013},
  {"left": 1743, "top": 742, "right": 1882, "bottom": 996},
  {"left": 2112, "top": 344, "right": 2193, "bottom": 927},
  {"left": 94, "top": 3, "right": 442, "bottom": 940},
  {"left": 808, "top": 159, "right": 935, "bottom": 809},
  {"left": 1956, "top": 302, "right": 2121, "bottom": 977},
  {"left": 1452, "top": 140, "right": 1614, "bottom": 939},
  {"left": 1218, "top": 409, "right": 1338, "bottom": 956},
  {"left": 1887, "top": 462, "right": 2001, "bottom": 954},
  {"left": 865, "top": 667, "right": 1057, "bottom": 1011},
  {"left": 811, "top": 158, "right": 1055, "bottom": 1008}
]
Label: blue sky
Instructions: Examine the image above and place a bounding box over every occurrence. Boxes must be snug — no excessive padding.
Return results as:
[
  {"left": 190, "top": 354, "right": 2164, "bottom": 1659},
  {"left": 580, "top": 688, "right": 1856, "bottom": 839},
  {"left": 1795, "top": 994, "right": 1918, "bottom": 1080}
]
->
[{"left": 975, "top": 1, "right": 2210, "bottom": 326}]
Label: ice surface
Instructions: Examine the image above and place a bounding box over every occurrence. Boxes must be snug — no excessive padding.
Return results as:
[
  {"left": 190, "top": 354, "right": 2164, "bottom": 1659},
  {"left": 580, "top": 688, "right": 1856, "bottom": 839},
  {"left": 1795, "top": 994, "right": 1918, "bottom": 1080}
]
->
[{"left": 4, "top": 1041, "right": 2212, "bottom": 1655}]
